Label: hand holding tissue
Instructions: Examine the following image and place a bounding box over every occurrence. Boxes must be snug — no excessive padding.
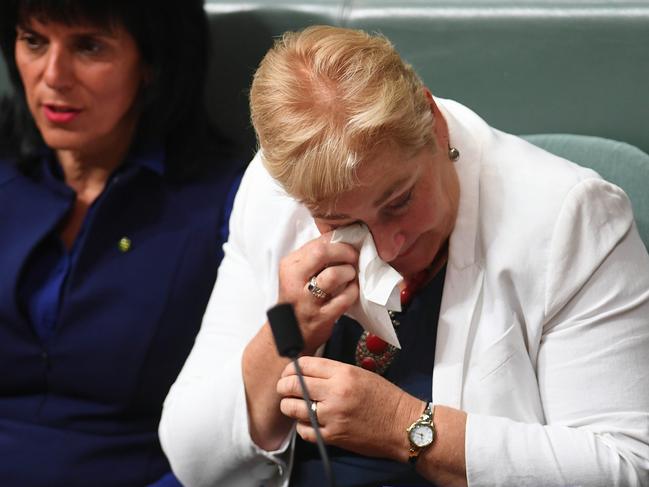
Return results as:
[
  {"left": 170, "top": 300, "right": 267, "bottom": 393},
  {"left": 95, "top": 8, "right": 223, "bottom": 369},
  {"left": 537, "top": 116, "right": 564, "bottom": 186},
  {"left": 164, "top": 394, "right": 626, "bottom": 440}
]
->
[{"left": 331, "top": 224, "right": 404, "bottom": 348}]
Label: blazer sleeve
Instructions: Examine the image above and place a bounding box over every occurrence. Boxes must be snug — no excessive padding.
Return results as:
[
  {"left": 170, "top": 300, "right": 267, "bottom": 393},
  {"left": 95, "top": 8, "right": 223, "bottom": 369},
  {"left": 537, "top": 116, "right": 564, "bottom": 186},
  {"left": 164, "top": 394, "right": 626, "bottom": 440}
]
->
[
  {"left": 159, "top": 155, "right": 296, "bottom": 487},
  {"left": 465, "top": 179, "right": 649, "bottom": 486}
]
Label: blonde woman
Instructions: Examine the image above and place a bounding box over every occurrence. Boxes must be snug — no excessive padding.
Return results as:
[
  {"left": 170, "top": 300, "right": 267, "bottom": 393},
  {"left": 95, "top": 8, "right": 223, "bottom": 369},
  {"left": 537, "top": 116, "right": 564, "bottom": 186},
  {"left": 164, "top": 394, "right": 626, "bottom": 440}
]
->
[{"left": 161, "top": 26, "right": 649, "bottom": 486}]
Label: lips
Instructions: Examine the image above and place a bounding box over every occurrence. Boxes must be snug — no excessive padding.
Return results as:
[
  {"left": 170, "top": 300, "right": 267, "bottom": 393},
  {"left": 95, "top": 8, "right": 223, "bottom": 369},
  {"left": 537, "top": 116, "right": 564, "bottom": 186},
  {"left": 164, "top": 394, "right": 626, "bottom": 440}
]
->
[{"left": 43, "top": 104, "right": 82, "bottom": 123}]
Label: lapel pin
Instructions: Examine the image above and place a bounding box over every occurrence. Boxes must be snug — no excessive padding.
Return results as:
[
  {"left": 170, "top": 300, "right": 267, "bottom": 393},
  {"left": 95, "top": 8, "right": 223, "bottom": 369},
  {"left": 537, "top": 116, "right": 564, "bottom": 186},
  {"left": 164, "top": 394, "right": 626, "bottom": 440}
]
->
[{"left": 118, "top": 237, "right": 132, "bottom": 253}]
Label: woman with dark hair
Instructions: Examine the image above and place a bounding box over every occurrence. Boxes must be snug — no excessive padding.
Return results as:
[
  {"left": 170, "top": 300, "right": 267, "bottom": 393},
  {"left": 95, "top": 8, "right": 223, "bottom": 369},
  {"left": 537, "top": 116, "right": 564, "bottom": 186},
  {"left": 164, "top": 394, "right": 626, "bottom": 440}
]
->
[{"left": 0, "top": 1, "right": 242, "bottom": 485}]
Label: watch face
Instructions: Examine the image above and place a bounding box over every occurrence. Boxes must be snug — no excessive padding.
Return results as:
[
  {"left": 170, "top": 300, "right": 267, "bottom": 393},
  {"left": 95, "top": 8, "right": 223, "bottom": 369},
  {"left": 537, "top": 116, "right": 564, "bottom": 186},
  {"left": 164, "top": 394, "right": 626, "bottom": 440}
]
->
[{"left": 409, "top": 424, "right": 434, "bottom": 448}]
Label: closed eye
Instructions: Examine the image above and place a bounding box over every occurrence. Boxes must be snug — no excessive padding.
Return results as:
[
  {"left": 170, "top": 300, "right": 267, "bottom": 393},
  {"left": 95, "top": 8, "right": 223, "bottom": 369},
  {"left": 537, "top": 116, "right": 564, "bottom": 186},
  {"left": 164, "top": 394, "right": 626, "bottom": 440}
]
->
[{"left": 385, "top": 187, "right": 413, "bottom": 213}]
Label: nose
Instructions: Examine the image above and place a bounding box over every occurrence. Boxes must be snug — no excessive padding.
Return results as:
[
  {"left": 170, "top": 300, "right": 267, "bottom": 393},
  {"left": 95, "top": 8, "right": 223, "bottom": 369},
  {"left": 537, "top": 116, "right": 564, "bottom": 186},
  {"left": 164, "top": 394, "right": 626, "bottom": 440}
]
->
[
  {"left": 43, "top": 45, "right": 73, "bottom": 90},
  {"left": 370, "top": 222, "right": 406, "bottom": 262}
]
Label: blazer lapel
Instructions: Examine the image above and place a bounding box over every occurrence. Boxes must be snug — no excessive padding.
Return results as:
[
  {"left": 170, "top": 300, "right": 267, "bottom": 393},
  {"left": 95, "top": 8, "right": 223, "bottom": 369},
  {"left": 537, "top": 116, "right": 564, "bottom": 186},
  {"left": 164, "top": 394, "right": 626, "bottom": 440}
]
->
[
  {"left": 433, "top": 262, "right": 484, "bottom": 407},
  {"left": 432, "top": 98, "right": 487, "bottom": 408}
]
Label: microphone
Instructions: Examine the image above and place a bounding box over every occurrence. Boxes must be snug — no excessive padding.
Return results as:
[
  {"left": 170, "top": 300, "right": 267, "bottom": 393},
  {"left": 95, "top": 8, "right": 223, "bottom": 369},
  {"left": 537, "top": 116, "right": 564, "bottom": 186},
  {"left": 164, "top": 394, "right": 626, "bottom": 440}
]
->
[{"left": 267, "top": 303, "right": 337, "bottom": 487}]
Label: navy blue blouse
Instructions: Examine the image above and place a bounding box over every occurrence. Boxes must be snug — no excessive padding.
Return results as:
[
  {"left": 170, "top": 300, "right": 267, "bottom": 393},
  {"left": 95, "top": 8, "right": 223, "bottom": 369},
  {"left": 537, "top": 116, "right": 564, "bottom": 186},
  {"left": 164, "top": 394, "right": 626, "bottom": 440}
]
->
[
  {"left": 291, "top": 267, "right": 446, "bottom": 487},
  {"left": 0, "top": 149, "right": 241, "bottom": 486},
  {"left": 18, "top": 151, "right": 165, "bottom": 342}
]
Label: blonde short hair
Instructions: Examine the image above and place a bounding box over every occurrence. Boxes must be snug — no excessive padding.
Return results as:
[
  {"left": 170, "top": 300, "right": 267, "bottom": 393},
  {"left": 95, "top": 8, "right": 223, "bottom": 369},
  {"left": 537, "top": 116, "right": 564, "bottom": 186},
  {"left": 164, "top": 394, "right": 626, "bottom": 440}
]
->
[{"left": 249, "top": 25, "right": 435, "bottom": 208}]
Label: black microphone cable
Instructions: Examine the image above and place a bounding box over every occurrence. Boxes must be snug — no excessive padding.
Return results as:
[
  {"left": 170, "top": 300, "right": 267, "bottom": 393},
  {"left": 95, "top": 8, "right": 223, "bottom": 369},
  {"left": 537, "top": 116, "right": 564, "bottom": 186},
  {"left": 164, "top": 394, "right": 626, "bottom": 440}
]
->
[{"left": 267, "top": 302, "right": 337, "bottom": 487}]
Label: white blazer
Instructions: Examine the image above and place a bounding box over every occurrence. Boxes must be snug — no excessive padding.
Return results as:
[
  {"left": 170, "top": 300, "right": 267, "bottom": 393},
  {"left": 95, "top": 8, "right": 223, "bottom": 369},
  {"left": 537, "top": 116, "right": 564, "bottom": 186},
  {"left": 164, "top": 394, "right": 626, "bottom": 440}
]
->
[{"left": 160, "top": 99, "right": 649, "bottom": 487}]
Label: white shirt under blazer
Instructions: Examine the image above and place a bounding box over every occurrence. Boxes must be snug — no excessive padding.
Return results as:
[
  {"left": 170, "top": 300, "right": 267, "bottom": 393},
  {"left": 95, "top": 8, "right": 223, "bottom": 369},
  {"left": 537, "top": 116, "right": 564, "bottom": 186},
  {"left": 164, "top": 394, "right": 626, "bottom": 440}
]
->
[{"left": 160, "top": 99, "right": 649, "bottom": 486}]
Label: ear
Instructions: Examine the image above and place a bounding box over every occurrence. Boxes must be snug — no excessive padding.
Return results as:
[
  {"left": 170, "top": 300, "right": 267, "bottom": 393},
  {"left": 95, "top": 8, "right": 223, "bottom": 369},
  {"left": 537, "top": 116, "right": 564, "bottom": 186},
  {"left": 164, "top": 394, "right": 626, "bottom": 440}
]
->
[
  {"left": 423, "top": 87, "right": 438, "bottom": 115},
  {"left": 423, "top": 88, "right": 450, "bottom": 149}
]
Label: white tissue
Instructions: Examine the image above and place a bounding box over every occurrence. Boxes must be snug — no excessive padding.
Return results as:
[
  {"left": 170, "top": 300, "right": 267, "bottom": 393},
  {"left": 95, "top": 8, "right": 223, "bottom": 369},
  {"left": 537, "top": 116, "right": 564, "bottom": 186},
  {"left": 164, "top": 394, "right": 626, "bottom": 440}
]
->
[{"left": 331, "top": 224, "right": 403, "bottom": 348}]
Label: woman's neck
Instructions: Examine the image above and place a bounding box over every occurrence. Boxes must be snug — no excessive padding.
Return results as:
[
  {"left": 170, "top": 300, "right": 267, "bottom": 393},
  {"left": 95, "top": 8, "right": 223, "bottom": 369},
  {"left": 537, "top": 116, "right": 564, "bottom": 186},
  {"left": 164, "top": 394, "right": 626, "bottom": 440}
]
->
[
  {"left": 55, "top": 140, "right": 131, "bottom": 250},
  {"left": 56, "top": 136, "right": 131, "bottom": 203}
]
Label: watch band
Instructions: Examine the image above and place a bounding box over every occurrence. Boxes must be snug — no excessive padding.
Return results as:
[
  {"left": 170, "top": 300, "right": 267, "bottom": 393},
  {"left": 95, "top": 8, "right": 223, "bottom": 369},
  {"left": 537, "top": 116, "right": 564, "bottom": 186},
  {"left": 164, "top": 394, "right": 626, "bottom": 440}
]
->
[{"left": 407, "top": 402, "right": 435, "bottom": 465}]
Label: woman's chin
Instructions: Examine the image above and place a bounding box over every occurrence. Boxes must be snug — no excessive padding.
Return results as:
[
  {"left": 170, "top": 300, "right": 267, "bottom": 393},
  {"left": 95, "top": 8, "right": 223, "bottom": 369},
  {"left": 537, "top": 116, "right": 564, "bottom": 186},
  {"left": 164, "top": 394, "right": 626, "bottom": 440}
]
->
[{"left": 40, "top": 131, "right": 87, "bottom": 153}]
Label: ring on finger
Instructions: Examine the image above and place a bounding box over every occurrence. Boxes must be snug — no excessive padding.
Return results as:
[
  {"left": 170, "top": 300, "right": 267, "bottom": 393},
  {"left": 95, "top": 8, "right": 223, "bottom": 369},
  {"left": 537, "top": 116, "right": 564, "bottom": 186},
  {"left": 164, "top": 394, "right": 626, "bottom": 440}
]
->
[
  {"left": 307, "top": 276, "right": 329, "bottom": 300},
  {"left": 310, "top": 400, "right": 320, "bottom": 424}
]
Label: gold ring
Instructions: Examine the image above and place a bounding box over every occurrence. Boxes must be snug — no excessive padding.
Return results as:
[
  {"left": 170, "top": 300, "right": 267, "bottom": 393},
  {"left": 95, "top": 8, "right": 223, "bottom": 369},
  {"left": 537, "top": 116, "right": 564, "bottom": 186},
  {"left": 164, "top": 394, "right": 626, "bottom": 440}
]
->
[{"left": 307, "top": 276, "right": 328, "bottom": 300}]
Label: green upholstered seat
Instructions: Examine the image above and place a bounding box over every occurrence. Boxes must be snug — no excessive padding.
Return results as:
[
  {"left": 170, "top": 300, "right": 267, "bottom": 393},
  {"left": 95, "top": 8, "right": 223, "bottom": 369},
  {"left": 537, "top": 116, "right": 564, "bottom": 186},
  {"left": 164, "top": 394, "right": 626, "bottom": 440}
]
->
[{"left": 523, "top": 134, "right": 649, "bottom": 249}]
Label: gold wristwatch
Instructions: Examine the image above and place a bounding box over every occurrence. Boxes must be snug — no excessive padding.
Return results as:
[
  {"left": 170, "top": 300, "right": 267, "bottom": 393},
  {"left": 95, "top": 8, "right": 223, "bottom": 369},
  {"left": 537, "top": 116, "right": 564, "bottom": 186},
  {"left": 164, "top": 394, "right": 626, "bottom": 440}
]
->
[{"left": 406, "top": 402, "right": 435, "bottom": 464}]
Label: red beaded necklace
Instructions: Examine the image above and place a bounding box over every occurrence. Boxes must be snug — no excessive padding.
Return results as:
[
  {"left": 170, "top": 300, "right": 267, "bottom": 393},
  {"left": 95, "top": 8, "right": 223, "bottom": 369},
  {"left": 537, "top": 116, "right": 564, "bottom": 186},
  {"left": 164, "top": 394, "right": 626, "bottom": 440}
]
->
[{"left": 354, "top": 268, "right": 431, "bottom": 375}]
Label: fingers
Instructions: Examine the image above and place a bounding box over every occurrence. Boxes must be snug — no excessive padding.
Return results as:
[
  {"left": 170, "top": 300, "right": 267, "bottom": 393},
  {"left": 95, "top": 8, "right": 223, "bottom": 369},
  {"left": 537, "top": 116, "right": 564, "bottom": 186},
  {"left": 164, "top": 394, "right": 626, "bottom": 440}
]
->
[
  {"left": 320, "top": 279, "right": 359, "bottom": 316},
  {"left": 313, "top": 264, "right": 356, "bottom": 297},
  {"left": 276, "top": 358, "right": 344, "bottom": 430},
  {"left": 276, "top": 358, "right": 340, "bottom": 407},
  {"left": 295, "top": 421, "right": 320, "bottom": 443},
  {"left": 280, "top": 398, "right": 329, "bottom": 444},
  {"left": 302, "top": 232, "right": 359, "bottom": 276},
  {"left": 276, "top": 367, "right": 327, "bottom": 399},
  {"left": 277, "top": 236, "right": 358, "bottom": 308},
  {"left": 281, "top": 233, "right": 358, "bottom": 288},
  {"left": 276, "top": 233, "right": 360, "bottom": 352},
  {"left": 277, "top": 373, "right": 328, "bottom": 433},
  {"left": 279, "top": 356, "right": 341, "bottom": 379},
  {"left": 278, "top": 397, "right": 323, "bottom": 426},
  {"left": 277, "top": 358, "right": 410, "bottom": 457}
]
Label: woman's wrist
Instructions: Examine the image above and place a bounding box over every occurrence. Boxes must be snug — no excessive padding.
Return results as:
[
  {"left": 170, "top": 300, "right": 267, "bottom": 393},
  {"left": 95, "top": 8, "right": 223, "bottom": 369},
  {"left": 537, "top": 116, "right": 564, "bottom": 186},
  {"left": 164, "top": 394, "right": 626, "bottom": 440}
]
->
[
  {"left": 242, "top": 322, "right": 294, "bottom": 450},
  {"left": 416, "top": 405, "right": 468, "bottom": 486},
  {"left": 385, "top": 393, "right": 429, "bottom": 463}
]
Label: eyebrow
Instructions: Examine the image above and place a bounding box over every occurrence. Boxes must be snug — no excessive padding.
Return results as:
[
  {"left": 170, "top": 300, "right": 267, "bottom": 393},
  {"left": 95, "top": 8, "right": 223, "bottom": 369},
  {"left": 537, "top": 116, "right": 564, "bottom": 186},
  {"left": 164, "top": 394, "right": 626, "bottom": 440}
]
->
[{"left": 312, "top": 175, "right": 413, "bottom": 220}]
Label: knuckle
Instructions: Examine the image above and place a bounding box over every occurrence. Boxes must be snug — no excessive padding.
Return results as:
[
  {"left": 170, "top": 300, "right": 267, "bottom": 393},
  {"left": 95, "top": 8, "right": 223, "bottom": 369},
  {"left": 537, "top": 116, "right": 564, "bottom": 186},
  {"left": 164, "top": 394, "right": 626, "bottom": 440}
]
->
[
  {"left": 335, "top": 373, "right": 356, "bottom": 400},
  {"left": 288, "top": 375, "right": 301, "bottom": 393},
  {"left": 288, "top": 400, "right": 301, "bottom": 418},
  {"left": 348, "top": 282, "right": 360, "bottom": 301},
  {"left": 343, "top": 263, "right": 357, "bottom": 278},
  {"left": 310, "top": 242, "right": 327, "bottom": 262},
  {"left": 344, "top": 244, "right": 360, "bottom": 262}
]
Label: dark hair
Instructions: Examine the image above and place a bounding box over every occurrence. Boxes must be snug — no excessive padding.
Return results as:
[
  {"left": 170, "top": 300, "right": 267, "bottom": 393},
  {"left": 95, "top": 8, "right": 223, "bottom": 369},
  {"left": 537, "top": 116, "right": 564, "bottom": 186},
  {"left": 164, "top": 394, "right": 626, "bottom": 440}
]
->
[{"left": 0, "top": 0, "right": 232, "bottom": 179}]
